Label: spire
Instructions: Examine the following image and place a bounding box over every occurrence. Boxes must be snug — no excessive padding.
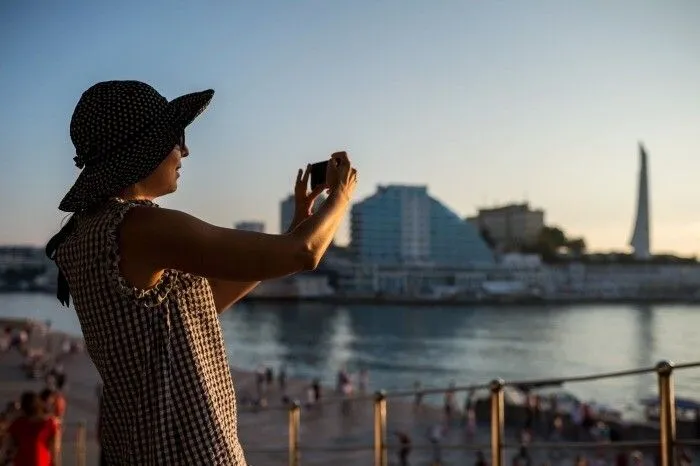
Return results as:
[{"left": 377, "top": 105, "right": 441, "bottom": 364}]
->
[{"left": 629, "top": 142, "right": 651, "bottom": 259}]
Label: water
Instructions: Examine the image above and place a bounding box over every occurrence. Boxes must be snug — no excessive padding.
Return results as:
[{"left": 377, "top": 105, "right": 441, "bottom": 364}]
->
[{"left": 2, "top": 293, "right": 700, "bottom": 414}]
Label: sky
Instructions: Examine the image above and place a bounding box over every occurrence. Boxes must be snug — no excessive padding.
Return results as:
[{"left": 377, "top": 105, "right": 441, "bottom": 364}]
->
[{"left": 0, "top": 0, "right": 699, "bottom": 255}]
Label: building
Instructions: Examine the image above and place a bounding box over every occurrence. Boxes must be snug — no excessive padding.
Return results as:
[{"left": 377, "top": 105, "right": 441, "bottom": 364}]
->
[
  {"left": 279, "top": 192, "right": 328, "bottom": 233},
  {"left": 279, "top": 195, "right": 295, "bottom": 233},
  {"left": 629, "top": 142, "right": 651, "bottom": 259},
  {"left": 248, "top": 272, "right": 334, "bottom": 298},
  {"left": 0, "top": 246, "right": 47, "bottom": 272},
  {"left": 467, "top": 202, "right": 545, "bottom": 250},
  {"left": 0, "top": 246, "right": 55, "bottom": 291},
  {"left": 234, "top": 221, "right": 265, "bottom": 233},
  {"left": 350, "top": 185, "right": 493, "bottom": 267}
]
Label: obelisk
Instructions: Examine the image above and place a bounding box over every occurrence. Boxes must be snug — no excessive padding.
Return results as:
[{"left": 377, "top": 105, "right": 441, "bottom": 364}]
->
[{"left": 629, "top": 142, "right": 651, "bottom": 259}]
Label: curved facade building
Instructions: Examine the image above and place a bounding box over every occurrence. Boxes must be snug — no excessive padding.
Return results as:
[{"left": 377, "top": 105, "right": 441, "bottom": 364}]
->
[{"left": 350, "top": 185, "right": 494, "bottom": 267}]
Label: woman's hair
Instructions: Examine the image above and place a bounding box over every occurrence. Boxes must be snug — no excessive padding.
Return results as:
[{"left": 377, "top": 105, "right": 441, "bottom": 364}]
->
[{"left": 19, "top": 391, "right": 42, "bottom": 417}]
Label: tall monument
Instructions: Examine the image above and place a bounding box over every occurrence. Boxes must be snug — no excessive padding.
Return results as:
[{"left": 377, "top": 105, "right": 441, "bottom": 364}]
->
[{"left": 629, "top": 142, "right": 651, "bottom": 259}]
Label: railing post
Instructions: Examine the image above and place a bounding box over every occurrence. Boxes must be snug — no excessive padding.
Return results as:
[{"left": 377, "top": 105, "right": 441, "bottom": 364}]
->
[
  {"left": 656, "top": 360, "right": 676, "bottom": 466},
  {"left": 490, "top": 379, "right": 505, "bottom": 466},
  {"left": 75, "top": 420, "right": 86, "bottom": 466},
  {"left": 288, "top": 400, "right": 301, "bottom": 466},
  {"left": 373, "top": 390, "right": 387, "bottom": 466}
]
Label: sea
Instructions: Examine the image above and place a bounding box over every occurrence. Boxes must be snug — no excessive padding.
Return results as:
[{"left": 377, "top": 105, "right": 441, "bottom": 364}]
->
[{"left": 2, "top": 292, "right": 699, "bottom": 416}]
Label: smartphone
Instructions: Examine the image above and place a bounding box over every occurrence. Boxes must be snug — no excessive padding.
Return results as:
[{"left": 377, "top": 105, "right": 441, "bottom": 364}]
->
[{"left": 310, "top": 161, "right": 329, "bottom": 190}]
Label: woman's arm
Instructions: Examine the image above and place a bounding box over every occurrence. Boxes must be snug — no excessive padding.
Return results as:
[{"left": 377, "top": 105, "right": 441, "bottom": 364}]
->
[
  {"left": 207, "top": 213, "right": 311, "bottom": 313},
  {"left": 120, "top": 190, "right": 349, "bottom": 282}
]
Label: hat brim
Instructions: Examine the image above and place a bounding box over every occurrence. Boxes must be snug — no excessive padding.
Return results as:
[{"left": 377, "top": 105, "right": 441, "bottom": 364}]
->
[{"left": 58, "top": 89, "right": 214, "bottom": 212}]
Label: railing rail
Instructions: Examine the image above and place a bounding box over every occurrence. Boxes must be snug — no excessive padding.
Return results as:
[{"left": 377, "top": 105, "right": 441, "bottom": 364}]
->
[{"left": 240, "top": 359, "right": 700, "bottom": 466}]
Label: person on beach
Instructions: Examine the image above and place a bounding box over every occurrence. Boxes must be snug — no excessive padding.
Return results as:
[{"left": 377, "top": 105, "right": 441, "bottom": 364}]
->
[
  {"left": 393, "top": 431, "right": 411, "bottom": 466},
  {"left": 44, "top": 80, "right": 357, "bottom": 465},
  {"left": 0, "top": 391, "right": 59, "bottom": 466},
  {"left": 39, "top": 389, "right": 63, "bottom": 463}
]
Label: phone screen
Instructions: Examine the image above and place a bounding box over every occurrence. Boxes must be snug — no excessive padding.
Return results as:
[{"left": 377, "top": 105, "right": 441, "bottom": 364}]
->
[{"left": 310, "top": 161, "right": 328, "bottom": 190}]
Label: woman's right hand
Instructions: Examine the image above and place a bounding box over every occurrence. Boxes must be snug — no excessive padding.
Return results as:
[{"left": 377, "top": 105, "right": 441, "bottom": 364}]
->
[{"left": 325, "top": 151, "right": 357, "bottom": 202}]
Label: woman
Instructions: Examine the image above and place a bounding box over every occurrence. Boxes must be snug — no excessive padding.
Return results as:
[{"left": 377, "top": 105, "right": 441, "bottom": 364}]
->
[
  {"left": 0, "top": 392, "right": 59, "bottom": 466},
  {"left": 45, "top": 80, "right": 357, "bottom": 465}
]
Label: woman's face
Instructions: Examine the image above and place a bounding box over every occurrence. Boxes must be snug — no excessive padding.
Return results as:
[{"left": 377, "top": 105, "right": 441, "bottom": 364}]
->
[{"left": 129, "top": 140, "right": 188, "bottom": 199}]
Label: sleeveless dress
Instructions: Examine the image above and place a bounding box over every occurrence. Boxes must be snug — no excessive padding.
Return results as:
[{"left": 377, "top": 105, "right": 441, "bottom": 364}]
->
[{"left": 55, "top": 198, "right": 247, "bottom": 465}]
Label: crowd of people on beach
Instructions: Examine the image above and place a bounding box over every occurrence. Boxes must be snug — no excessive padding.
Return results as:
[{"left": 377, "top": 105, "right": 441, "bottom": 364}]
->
[
  {"left": 420, "top": 385, "right": 694, "bottom": 466},
  {"left": 0, "top": 322, "right": 72, "bottom": 466},
  {"left": 239, "top": 364, "right": 371, "bottom": 415},
  {"left": 235, "top": 363, "right": 697, "bottom": 466}
]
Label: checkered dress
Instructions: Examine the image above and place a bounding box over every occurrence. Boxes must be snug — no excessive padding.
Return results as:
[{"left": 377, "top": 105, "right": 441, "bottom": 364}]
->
[{"left": 56, "top": 198, "right": 247, "bottom": 465}]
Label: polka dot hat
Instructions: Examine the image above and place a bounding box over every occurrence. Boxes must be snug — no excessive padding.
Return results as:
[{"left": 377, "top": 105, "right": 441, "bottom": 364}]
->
[{"left": 59, "top": 80, "right": 214, "bottom": 212}]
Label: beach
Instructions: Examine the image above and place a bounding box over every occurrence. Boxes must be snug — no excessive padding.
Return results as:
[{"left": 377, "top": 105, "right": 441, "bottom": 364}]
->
[
  {"left": 0, "top": 318, "right": 492, "bottom": 465},
  {"left": 0, "top": 317, "right": 681, "bottom": 466}
]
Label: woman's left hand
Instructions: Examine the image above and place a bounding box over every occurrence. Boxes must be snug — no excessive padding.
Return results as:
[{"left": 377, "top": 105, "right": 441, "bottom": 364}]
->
[{"left": 289, "top": 165, "right": 326, "bottom": 229}]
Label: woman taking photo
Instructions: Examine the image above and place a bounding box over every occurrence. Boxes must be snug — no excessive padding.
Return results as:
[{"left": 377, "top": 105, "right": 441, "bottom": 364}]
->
[{"left": 45, "top": 80, "right": 357, "bottom": 465}]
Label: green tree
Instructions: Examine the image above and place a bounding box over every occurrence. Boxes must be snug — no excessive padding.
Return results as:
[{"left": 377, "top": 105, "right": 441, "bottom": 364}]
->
[
  {"left": 566, "top": 237, "right": 587, "bottom": 256},
  {"left": 537, "top": 226, "right": 567, "bottom": 250}
]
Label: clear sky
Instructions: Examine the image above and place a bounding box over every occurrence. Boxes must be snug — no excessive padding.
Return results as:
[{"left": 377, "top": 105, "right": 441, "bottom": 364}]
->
[{"left": 1, "top": 0, "right": 699, "bottom": 255}]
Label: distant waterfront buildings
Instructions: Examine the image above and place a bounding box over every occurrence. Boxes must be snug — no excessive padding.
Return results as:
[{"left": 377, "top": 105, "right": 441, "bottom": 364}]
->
[
  {"left": 0, "top": 246, "right": 46, "bottom": 271},
  {"left": 350, "top": 185, "right": 493, "bottom": 267},
  {"left": 0, "top": 246, "right": 55, "bottom": 291},
  {"left": 467, "top": 202, "right": 545, "bottom": 250},
  {"left": 234, "top": 221, "right": 265, "bottom": 233}
]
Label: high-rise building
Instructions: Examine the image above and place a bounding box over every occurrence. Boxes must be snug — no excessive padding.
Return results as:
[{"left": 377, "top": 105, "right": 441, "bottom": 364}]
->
[
  {"left": 351, "top": 185, "right": 493, "bottom": 266},
  {"left": 279, "top": 195, "right": 296, "bottom": 233},
  {"left": 279, "top": 192, "right": 329, "bottom": 233},
  {"left": 234, "top": 221, "right": 265, "bottom": 233},
  {"left": 467, "top": 203, "right": 545, "bottom": 250},
  {"left": 629, "top": 142, "right": 651, "bottom": 259}
]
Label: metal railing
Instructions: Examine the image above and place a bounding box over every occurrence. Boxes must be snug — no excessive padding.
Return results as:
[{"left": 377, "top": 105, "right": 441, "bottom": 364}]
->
[{"left": 243, "top": 359, "right": 700, "bottom": 466}]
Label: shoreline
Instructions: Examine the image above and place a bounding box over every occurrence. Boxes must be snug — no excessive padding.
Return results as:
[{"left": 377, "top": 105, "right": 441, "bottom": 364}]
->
[
  {"left": 9, "top": 289, "right": 700, "bottom": 307},
  {"left": 241, "top": 294, "right": 700, "bottom": 307}
]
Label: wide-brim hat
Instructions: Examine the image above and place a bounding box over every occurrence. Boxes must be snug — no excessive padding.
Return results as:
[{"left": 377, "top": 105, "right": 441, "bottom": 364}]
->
[{"left": 59, "top": 80, "right": 214, "bottom": 212}]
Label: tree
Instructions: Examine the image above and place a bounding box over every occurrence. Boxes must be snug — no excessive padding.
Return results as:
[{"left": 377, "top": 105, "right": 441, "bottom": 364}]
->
[
  {"left": 537, "top": 227, "right": 567, "bottom": 250},
  {"left": 566, "top": 238, "right": 587, "bottom": 256},
  {"left": 526, "top": 226, "right": 587, "bottom": 262}
]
